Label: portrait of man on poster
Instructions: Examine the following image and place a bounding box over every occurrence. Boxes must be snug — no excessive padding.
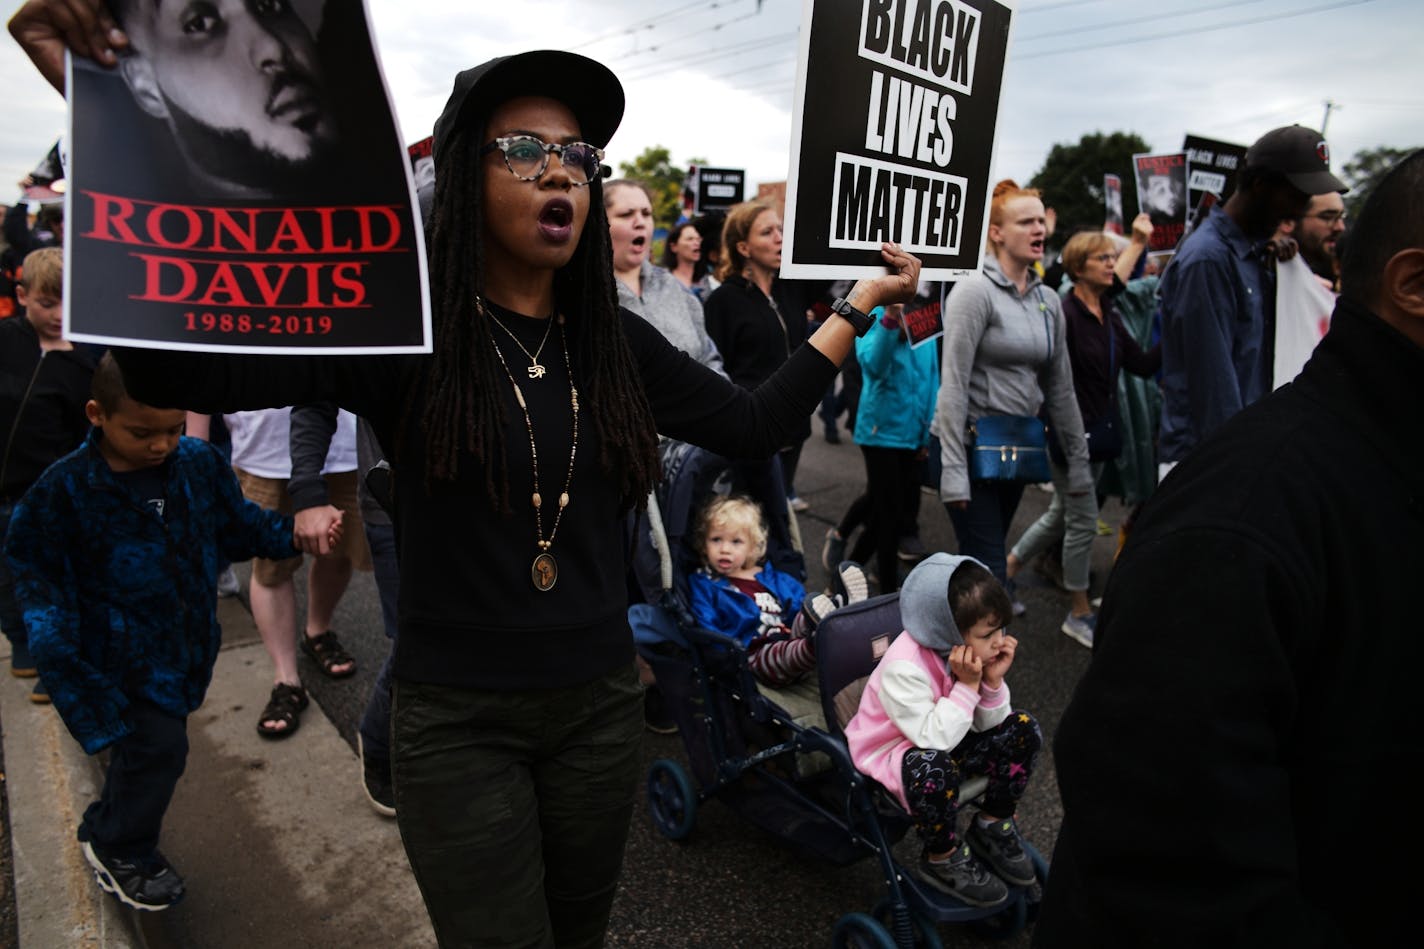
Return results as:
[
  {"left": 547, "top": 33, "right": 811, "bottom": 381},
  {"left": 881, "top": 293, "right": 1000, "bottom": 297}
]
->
[{"left": 109, "top": 0, "right": 339, "bottom": 199}]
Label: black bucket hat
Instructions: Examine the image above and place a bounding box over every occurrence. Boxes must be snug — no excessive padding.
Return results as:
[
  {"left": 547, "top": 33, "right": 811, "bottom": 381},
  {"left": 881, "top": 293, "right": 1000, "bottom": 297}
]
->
[{"left": 432, "top": 50, "right": 625, "bottom": 168}]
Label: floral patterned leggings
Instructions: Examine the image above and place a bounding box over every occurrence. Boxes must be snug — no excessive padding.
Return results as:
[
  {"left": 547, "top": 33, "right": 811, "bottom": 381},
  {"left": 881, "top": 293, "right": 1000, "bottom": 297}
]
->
[{"left": 901, "top": 711, "right": 1042, "bottom": 852}]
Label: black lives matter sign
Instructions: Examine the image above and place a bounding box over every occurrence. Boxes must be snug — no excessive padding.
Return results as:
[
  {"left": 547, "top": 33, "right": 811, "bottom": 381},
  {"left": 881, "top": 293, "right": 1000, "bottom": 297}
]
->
[{"left": 783, "top": 0, "right": 1013, "bottom": 281}]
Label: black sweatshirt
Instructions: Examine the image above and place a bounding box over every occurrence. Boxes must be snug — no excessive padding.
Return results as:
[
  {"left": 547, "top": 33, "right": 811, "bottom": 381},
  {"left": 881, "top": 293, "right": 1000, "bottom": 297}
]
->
[
  {"left": 1, "top": 318, "right": 98, "bottom": 502},
  {"left": 115, "top": 307, "right": 834, "bottom": 690}
]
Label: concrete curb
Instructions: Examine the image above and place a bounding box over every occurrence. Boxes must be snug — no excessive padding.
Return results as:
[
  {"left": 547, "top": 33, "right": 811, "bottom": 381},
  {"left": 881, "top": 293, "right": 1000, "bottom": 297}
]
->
[{"left": 1, "top": 661, "right": 138, "bottom": 948}]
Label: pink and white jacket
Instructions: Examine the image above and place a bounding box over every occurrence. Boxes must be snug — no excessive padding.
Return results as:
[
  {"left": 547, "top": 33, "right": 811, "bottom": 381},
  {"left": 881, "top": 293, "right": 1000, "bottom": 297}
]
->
[{"left": 844, "top": 626, "right": 1011, "bottom": 810}]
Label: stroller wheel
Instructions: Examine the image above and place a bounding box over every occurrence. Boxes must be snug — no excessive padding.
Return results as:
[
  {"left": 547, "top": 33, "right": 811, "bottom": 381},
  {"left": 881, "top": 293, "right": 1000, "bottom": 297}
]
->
[
  {"left": 831, "top": 912, "right": 897, "bottom": 949},
  {"left": 646, "top": 758, "right": 697, "bottom": 840}
]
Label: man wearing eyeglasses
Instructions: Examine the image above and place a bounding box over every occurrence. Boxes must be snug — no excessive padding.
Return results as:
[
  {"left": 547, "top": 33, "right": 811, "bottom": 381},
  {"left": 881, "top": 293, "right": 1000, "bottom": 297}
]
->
[{"left": 1292, "top": 193, "right": 1348, "bottom": 291}]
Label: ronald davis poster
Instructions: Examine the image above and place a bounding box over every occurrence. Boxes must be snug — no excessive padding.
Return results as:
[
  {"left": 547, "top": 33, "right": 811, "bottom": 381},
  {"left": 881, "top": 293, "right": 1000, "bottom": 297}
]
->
[
  {"left": 782, "top": 0, "right": 1015, "bottom": 281},
  {"left": 64, "top": 0, "right": 430, "bottom": 353}
]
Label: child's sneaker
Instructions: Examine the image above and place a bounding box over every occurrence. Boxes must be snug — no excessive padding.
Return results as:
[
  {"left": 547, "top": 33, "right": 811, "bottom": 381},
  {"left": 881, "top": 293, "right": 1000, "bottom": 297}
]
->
[
  {"left": 802, "top": 593, "right": 842, "bottom": 627},
  {"left": 82, "top": 840, "right": 185, "bottom": 911},
  {"left": 917, "top": 843, "right": 1008, "bottom": 907},
  {"left": 967, "top": 816, "right": 1036, "bottom": 886},
  {"left": 1060, "top": 611, "right": 1097, "bottom": 648},
  {"left": 833, "top": 561, "right": 870, "bottom": 604}
]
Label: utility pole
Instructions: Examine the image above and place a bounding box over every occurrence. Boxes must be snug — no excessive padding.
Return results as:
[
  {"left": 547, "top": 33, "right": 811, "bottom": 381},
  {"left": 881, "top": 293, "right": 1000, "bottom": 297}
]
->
[{"left": 1320, "top": 99, "right": 1341, "bottom": 136}]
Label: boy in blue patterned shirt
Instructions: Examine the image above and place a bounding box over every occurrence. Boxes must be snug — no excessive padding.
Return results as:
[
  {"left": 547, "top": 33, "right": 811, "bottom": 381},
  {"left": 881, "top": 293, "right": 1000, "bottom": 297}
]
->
[{"left": 3, "top": 353, "right": 338, "bottom": 911}]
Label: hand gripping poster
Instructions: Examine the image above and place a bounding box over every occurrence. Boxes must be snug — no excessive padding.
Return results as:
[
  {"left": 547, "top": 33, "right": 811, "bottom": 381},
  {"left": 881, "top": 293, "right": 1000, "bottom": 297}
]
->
[
  {"left": 64, "top": 0, "right": 431, "bottom": 353},
  {"left": 782, "top": 0, "right": 1015, "bottom": 282}
]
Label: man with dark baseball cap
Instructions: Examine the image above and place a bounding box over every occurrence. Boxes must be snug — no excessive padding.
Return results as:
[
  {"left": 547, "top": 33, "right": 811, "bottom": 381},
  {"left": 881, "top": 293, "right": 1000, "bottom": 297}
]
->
[
  {"left": 1155, "top": 125, "right": 1347, "bottom": 473},
  {"left": 1245, "top": 125, "right": 1349, "bottom": 195}
]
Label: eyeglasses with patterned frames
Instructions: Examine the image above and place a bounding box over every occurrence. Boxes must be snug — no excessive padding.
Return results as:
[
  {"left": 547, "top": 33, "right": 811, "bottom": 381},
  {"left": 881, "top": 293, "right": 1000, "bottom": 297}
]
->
[{"left": 479, "top": 135, "right": 605, "bottom": 186}]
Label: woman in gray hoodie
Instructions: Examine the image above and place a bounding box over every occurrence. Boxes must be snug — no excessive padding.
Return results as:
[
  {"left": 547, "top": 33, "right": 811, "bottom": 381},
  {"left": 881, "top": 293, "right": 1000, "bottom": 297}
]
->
[{"left": 932, "top": 180, "right": 1091, "bottom": 588}]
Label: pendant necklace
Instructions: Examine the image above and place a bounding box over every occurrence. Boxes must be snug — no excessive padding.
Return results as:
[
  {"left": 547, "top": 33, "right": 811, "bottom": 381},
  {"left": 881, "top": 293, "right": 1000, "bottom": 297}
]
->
[
  {"left": 486, "top": 307, "right": 555, "bottom": 379},
  {"left": 483, "top": 301, "right": 578, "bottom": 592}
]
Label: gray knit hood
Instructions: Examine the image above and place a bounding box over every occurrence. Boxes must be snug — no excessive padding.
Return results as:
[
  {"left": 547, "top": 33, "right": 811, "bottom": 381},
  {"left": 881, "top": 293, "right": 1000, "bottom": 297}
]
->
[{"left": 900, "top": 553, "right": 987, "bottom": 653}]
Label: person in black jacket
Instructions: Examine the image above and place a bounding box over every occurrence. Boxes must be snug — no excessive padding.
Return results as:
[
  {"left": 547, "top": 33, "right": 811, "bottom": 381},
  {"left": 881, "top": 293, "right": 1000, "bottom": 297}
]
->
[
  {"left": 1035, "top": 149, "right": 1424, "bottom": 948},
  {"left": 0, "top": 247, "right": 97, "bottom": 694},
  {"left": 704, "top": 200, "right": 813, "bottom": 509},
  {"left": 8, "top": 6, "right": 923, "bottom": 944}
]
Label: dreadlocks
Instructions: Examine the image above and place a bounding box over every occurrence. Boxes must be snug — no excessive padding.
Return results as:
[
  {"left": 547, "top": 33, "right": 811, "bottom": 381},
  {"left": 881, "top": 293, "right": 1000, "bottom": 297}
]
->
[{"left": 410, "top": 122, "right": 660, "bottom": 511}]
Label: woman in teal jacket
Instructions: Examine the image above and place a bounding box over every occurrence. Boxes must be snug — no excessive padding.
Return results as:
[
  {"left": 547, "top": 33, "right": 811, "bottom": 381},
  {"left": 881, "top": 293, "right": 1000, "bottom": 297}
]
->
[{"left": 842, "top": 303, "right": 939, "bottom": 591}]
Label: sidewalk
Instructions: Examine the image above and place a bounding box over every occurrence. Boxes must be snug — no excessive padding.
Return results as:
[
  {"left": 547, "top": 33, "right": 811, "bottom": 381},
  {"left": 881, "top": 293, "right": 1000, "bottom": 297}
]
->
[{"left": 0, "top": 598, "right": 435, "bottom": 948}]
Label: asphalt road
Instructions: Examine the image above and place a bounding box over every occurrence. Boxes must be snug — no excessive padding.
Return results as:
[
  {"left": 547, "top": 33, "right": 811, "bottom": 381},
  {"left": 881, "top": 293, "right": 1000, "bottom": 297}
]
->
[{"left": 285, "top": 429, "right": 1121, "bottom": 949}]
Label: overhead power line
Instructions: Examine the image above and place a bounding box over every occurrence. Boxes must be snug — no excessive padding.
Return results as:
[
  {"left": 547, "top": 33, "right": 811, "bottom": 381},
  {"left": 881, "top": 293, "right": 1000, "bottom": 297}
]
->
[
  {"left": 568, "top": 0, "right": 738, "bottom": 52},
  {"left": 1028, "top": 0, "right": 1378, "bottom": 59},
  {"left": 1015, "top": 0, "right": 1265, "bottom": 43}
]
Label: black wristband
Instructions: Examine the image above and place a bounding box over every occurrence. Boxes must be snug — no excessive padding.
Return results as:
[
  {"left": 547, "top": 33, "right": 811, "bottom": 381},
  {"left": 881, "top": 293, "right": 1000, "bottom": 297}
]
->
[{"left": 830, "top": 296, "right": 875, "bottom": 337}]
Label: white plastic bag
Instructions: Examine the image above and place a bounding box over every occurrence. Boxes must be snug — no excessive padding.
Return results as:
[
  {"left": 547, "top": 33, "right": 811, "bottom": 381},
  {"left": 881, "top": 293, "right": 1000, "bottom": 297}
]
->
[{"left": 1273, "top": 255, "right": 1335, "bottom": 389}]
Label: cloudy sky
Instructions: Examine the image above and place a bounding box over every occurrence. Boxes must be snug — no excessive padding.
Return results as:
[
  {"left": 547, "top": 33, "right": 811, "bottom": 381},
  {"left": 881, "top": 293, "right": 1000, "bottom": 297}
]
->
[{"left": 1, "top": 0, "right": 1420, "bottom": 206}]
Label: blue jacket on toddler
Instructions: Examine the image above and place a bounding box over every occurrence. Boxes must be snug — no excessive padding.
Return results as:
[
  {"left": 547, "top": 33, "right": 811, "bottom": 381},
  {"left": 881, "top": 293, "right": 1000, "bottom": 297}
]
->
[
  {"left": 5, "top": 432, "right": 296, "bottom": 753},
  {"left": 688, "top": 561, "right": 806, "bottom": 649}
]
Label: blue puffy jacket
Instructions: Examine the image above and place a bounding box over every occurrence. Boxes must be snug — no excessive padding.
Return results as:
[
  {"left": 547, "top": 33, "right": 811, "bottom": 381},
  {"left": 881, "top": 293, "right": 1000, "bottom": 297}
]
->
[
  {"left": 6, "top": 432, "right": 295, "bottom": 753},
  {"left": 688, "top": 561, "right": 807, "bottom": 649}
]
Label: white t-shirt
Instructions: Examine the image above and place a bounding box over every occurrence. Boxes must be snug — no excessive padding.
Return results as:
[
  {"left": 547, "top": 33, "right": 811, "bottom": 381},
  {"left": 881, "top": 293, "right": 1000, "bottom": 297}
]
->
[{"left": 224, "top": 407, "right": 358, "bottom": 479}]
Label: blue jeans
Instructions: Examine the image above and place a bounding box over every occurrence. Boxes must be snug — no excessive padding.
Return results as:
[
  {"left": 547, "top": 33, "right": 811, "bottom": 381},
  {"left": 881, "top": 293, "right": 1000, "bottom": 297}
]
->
[
  {"left": 1010, "top": 460, "right": 1104, "bottom": 592},
  {"left": 357, "top": 521, "right": 399, "bottom": 762},
  {"left": 945, "top": 480, "right": 1026, "bottom": 584}
]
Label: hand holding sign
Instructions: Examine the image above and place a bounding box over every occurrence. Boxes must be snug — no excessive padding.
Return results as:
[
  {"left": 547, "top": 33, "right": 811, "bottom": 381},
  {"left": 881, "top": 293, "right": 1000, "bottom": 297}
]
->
[
  {"left": 7, "top": 0, "right": 129, "bottom": 92},
  {"left": 849, "top": 242, "right": 923, "bottom": 311}
]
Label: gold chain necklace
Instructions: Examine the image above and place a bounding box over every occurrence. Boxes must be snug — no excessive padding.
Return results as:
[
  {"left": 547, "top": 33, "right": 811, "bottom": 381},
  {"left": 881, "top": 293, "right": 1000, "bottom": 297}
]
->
[
  {"left": 485, "top": 308, "right": 555, "bottom": 379},
  {"left": 482, "top": 303, "right": 578, "bottom": 592}
]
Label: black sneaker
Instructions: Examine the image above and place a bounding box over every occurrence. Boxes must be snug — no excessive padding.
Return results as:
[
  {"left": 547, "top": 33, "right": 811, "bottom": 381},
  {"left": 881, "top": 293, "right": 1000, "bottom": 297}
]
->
[
  {"left": 967, "top": 815, "right": 1036, "bottom": 886},
  {"left": 821, "top": 528, "right": 847, "bottom": 572},
  {"left": 30, "top": 679, "right": 50, "bottom": 704},
  {"left": 82, "top": 841, "right": 185, "bottom": 911},
  {"left": 643, "top": 685, "right": 678, "bottom": 735},
  {"left": 358, "top": 734, "right": 396, "bottom": 818},
  {"left": 918, "top": 843, "right": 1008, "bottom": 907}
]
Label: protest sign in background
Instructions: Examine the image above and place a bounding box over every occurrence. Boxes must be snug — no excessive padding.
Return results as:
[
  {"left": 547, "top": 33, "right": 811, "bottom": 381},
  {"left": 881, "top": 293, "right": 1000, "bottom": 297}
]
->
[
  {"left": 1183, "top": 133, "right": 1247, "bottom": 214},
  {"left": 782, "top": 0, "right": 1015, "bottom": 281},
  {"left": 687, "top": 166, "right": 747, "bottom": 215},
  {"left": 1104, "top": 173, "right": 1123, "bottom": 234},
  {"left": 64, "top": 0, "right": 430, "bottom": 353},
  {"left": 1133, "top": 151, "right": 1187, "bottom": 253}
]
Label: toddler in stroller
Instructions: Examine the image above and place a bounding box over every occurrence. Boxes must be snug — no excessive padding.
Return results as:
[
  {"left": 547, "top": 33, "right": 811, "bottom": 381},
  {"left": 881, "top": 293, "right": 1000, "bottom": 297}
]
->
[
  {"left": 689, "top": 494, "right": 870, "bottom": 689},
  {"left": 846, "top": 554, "right": 1043, "bottom": 909},
  {"left": 631, "top": 447, "right": 1048, "bottom": 946}
]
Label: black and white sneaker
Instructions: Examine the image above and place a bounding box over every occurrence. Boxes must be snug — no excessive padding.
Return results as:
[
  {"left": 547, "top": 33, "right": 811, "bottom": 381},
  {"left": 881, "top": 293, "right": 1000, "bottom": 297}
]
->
[
  {"left": 82, "top": 840, "right": 185, "bottom": 911},
  {"left": 833, "top": 561, "right": 870, "bottom": 604},
  {"left": 918, "top": 843, "right": 1008, "bottom": 907},
  {"left": 967, "top": 815, "right": 1036, "bottom": 886},
  {"left": 358, "top": 734, "right": 396, "bottom": 818}
]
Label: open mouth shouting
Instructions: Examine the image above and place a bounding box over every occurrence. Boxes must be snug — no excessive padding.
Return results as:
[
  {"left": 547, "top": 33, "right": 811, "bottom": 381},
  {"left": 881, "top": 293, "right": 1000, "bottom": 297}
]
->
[{"left": 539, "top": 198, "right": 576, "bottom": 243}]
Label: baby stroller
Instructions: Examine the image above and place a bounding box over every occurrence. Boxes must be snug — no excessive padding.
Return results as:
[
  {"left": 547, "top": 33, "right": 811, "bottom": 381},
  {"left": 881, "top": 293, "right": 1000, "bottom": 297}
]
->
[{"left": 628, "top": 446, "right": 1048, "bottom": 947}]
